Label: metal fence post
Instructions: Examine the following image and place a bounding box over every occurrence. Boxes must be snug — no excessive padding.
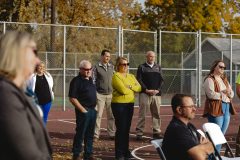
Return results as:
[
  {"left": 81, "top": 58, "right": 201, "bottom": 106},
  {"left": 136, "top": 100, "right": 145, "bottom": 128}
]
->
[
  {"left": 3, "top": 21, "right": 6, "bottom": 34},
  {"left": 63, "top": 25, "right": 66, "bottom": 111},
  {"left": 154, "top": 31, "right": 157, "bottom": 54},
  {"left": 230, "top": 34, "right": 233, "bottom": 86},
  {"left": 158, "top": 29, "right": 162, "bottom": 65},
  {"left": 181, "top": 52, "right": 184, "bottom": 93},
  {"left": 45, "top": 52, "right": 48, "bottom": 67},
  {"left": 121, "top": 26, "right": 124, "bottom": 57},
  {"left": 197, "top": 30, "right": 202, "bottom": 107},
  {"left": 117, "top": 25, "right": 122, "bottom": 57}
]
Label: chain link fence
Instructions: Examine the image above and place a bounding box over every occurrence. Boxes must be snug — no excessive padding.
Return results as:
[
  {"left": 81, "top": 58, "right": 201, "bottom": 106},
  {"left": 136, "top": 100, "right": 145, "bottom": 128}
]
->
[
  {"left": 0, "top": 22, "right": 157, "bottom": 109},
  {"left": 1, "top": 22, "right": 240, "bottom": 109}
]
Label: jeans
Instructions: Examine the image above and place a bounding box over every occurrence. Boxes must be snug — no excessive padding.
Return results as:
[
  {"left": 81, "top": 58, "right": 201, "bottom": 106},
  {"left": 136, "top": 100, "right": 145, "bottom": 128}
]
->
[
  {"left": 207, "top": 102, "right": 230, "bottom": 153},
  {"left": 111, "top": 103, "right": 134, "bottom": 159},
  {"left": 40, "top": 101, "right": 52, "bottom": 125},
  {"left": 72, "top": 108, "right": 97, "bottom": 159}
]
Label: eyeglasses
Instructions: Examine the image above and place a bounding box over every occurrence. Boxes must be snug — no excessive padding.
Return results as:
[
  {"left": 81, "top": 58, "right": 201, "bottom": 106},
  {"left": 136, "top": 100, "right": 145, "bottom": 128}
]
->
[
  {"left": 119, "top": 63, "right": 129, "bottom": 66},
  {"left": 80, "top": 67, "right": 92, "bottom": 71},
  {"left": 218, "top": 65, "right": 226, "bottom": 69},
  {"left": 181, "top": 105, "right": 196, "bottom": 109}
]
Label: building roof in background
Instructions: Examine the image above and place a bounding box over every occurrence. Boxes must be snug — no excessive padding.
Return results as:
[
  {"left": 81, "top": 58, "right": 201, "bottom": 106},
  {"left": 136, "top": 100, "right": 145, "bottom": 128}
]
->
[{"left": 203, "top": 38, "right": 240, "bottom": 65}]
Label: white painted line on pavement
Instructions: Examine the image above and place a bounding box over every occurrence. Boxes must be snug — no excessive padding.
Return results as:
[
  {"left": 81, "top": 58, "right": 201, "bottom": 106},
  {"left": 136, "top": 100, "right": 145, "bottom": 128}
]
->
[
  {"left": 131, "top": 144, "right": 153, "bottom": 160},
  {"left": 58, "top": 119, "right": 76, "bottom": 124}
]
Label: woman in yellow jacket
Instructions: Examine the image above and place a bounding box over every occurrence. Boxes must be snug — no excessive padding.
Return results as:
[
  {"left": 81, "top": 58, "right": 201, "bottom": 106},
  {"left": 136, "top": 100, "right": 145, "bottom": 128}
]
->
[{"left": 111, "top": 57, "right": 141, "bottom": 160}]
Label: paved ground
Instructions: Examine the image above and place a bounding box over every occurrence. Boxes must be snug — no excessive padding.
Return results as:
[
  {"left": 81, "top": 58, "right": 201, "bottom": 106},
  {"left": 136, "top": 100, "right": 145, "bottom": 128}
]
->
[{"left": 47, "top": 106, "right": 240, "bottom": 160}]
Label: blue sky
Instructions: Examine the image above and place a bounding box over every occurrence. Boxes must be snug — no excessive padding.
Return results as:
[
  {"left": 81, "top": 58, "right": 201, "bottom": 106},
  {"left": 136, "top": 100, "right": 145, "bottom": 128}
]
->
[{"left": 138, "top": 0, "right": 145, "bottom": 7}]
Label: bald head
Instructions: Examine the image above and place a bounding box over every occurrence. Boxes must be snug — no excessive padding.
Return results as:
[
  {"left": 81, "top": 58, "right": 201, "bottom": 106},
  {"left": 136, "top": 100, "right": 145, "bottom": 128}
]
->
[{"left": 146, "top": 51, "right": 156, "bottom": 64}]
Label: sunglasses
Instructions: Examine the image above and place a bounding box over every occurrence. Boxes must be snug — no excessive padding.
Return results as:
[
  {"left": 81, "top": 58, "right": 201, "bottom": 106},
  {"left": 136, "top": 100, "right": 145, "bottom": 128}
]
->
[
  {"left": 81, "top": 67, "right": 92, "bottom": 71},
  {"left": 218, "top": 65, "right": 226, "bottom": 69},
  {"left": 120, "top": 63, "right": 129, "bottom": 66}
]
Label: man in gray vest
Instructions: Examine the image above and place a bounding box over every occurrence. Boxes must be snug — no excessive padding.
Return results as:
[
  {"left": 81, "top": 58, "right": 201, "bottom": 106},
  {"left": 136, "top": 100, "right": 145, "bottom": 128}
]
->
[{"left": 92, "top": 49, "right": 115, "bottom": 141}]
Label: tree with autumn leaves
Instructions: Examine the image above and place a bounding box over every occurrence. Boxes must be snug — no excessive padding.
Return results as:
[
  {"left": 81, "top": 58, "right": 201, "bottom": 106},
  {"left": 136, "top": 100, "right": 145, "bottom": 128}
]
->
[
  {"left": 0, "top": 0, "right": 142, "bottom": 29},
  {"left": 138, "top": 0, "right": 240, "bottom": 34},
  {"left": 0, "top": 0, "right": 143, "bottom": 55},
  {"left": 1, "top": 0, "right": 240, "bottom": 68},
  {"left": 1, "top": 0, "right": 240, "bottom": 33}
]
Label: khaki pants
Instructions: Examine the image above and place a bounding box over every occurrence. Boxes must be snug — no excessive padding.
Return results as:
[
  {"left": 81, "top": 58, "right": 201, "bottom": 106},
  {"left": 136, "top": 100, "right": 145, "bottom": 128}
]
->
[
  {"left": 94, "top": 93, "right": 115, "bottom": 138},
  {"left": 136, "top": 93, "right": 161, "bottom": 136}
]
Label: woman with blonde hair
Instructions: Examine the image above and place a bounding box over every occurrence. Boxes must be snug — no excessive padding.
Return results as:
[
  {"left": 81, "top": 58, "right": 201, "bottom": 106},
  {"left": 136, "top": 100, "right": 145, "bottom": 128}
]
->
[
  {"left": 203, "top": 59, "right": 236, "bottom": 152},
  {"left": 111, "top": 57, "right": 141, "bottom": 160},
  {"left": 0, "top": 31, "right": 52, "bottom": 159},
  {"left": 28, "top": 61, "right": 54, "bottom": 125}
]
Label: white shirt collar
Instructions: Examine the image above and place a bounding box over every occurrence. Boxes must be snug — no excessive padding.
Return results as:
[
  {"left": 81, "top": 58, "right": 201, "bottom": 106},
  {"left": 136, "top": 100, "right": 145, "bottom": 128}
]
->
[{"left": 146, "top": 62, "right": 154, "bottom": 68}]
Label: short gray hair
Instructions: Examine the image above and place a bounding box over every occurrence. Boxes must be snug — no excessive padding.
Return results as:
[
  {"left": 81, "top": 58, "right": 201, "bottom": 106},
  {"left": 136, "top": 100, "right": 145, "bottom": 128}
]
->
[
  {"left": 79, "top": 60, "right": 91, "bottom": 68},
  {"left": 146, "top": 50, "right": 155, "bottom": 56}
]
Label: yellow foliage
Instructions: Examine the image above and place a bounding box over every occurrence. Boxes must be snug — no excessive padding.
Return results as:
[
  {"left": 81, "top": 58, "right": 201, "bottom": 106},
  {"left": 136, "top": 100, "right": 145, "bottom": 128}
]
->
[{"left": 140, "top": 0, "right": 240, "bottom": 33}]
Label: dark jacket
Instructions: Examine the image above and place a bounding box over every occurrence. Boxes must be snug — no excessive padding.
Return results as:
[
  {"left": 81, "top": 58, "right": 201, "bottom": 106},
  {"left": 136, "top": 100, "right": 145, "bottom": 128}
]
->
[
  {"left": 136, "top": 62, "right": 164, "bottom": 96},
  {"left": 0, "top": 76, "right": 52, "bottom": 160}
]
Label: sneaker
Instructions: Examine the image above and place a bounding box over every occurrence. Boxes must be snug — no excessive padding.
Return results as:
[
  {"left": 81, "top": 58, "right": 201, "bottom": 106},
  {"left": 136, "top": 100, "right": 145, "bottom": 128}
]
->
[
  {"left": 136, "top": 135, "right": 143, "bottom": 141},
  {"left": 152, "top": 133, "right": 163, "bottom": 139}
]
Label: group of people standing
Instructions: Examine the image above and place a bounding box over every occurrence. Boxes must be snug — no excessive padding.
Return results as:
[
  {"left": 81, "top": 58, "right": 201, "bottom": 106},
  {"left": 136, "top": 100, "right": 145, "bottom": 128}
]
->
[
  {"left": 0, "top": 30, "right": 239, "bottom": 160},
  {"left": 69, "top": 50, "right": 164, "bottom": 160},
  {"left": 68, "top": 51, "right": 238, "bottom": 160},
  {"left": 66, "top": 50, "right": 239, "bottom": 160},
  {"left": 0, "top": 31, "right": 163, "bottom": 160}
]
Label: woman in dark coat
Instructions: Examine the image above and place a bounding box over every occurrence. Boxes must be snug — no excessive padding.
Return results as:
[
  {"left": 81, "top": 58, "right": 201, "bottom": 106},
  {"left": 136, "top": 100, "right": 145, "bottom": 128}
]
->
[{"left": 0, "top": 31, "right": 52, "bottom": 160}]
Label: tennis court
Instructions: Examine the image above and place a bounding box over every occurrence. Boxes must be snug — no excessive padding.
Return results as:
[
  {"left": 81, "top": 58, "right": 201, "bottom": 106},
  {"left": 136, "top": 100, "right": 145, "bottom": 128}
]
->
[{"left": 47, "top": 106, "right": 240, "bottom": 160}]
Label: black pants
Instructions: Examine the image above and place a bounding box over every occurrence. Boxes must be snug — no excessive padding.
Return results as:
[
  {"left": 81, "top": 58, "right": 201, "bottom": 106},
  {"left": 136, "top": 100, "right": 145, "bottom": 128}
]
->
[{"left": 111, "top": 103, "right": 134, "bottom": 158}]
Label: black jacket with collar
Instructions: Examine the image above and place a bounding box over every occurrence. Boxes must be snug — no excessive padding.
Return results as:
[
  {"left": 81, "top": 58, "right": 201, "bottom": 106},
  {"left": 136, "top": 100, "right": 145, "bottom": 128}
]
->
[{"left": 136, "top": 62, "right": 164, "bottom": 96}]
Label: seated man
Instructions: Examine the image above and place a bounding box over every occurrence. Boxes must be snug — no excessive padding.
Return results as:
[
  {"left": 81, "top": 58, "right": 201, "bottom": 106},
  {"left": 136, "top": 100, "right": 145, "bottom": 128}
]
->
[{"left": 162, "top": 94, "right": 214, "bottom": 160}]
